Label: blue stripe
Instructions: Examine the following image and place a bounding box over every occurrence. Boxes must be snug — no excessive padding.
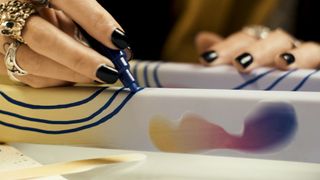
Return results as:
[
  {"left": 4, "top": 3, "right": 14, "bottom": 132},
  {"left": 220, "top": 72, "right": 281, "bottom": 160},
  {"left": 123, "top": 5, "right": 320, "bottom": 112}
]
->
[
  {"left": 153, "top": 63, "right": 163, "bottom": 88},
  {"left": 233, "top": 69, "right": 276, "bottom": 90},
  {"left": 133, "top": 61, "right": 140, "bottom": 87},
  {"left": 0, "top": 88, "right": 124, "bottom": 125},
  {"left": 0, "top": 88, "right": 144, "bottom": 134},
  {"left": 0, "top": 87, "right": 107, "bottom": 110},
  {"left": 143, "top": 62, "right": 151, "bottom": 87},
  {"left": 292, "top": 70, "right": 319, "bottom": 91},
  {"left": 264, "top": 69, "right": 298, "bottom": 91}
]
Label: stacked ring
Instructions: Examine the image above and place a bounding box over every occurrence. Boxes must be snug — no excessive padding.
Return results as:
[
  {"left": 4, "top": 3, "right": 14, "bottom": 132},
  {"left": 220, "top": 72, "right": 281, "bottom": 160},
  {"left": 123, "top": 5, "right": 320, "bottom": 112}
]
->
[{"left": 0, "top": 0, "right": 36, "bottom": 44}]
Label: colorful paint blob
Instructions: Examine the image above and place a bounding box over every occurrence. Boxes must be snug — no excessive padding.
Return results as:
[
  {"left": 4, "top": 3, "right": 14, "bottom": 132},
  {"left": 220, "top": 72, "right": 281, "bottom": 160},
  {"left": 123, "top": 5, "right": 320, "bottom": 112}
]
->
[{"left": 149, "top": 102, "right": 297, "bottom": 153}]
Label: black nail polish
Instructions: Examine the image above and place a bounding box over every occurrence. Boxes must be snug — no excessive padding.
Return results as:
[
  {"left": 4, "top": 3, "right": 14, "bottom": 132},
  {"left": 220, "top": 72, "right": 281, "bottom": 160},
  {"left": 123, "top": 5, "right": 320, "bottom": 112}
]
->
[
  {"left": 111, "top": 28, "right": 130, "bottom": 49},
  {"left": 96, "top": 65, "right": 119, "bottom": 84},
  {"left": 280, "top": 53, "right": 295, "bottom": 65},
  {"left": 201, "top": 51, "right": 219, "bottom": 63},
  {"left": 235, "top": 53, "right": 253, "bottom": 69}
]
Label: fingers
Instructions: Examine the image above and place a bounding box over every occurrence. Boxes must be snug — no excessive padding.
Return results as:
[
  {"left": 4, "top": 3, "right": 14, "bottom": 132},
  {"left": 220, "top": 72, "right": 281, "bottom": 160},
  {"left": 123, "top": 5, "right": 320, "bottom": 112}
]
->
[
  {"left": 233, "top": 29, "right": 294, "bottom": 73},
  {"left": 22, "top": 16, "right": 118, "bottom": 84},
  {"left": 14, "top": 44, "right": 93, "bottom": 83},
  {"left": 275, "top": 42, "right": 320, "bottom": 70},
  {"left": 50, "top": 0, "right": 129, "bottom": 50},
  {"left": 198, "top": 31, "right": 257, "bottom": 66},
  {"left": 16, "top": 75, "right": 73, "bottom": 88},
  {"left": 0, "top": 52, "right": 71, "bottom": 88}
]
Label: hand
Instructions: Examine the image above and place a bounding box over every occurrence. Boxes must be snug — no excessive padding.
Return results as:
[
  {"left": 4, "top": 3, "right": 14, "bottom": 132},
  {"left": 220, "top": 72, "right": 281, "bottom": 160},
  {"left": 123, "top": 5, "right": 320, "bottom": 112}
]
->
[
  {"left": 0, "top": 0, "right": 129, "bottom": 88},
  {"left": 196, "top": 28, "right": 320, "bottom": 73}
]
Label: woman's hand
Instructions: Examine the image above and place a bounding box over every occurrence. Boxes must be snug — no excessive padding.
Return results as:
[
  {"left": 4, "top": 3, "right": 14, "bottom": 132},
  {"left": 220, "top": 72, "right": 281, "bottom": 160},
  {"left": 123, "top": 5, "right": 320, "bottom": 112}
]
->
[
  {"left": 0, "top": 0, "right": 129, "bottom": 88},
  {"left": 196, "top": 28, "right": 320, "bottom": 73}
]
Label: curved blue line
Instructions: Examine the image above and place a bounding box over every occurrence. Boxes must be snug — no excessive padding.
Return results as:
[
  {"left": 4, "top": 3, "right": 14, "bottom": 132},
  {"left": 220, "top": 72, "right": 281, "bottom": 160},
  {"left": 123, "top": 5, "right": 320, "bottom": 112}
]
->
[
  {"left": 0, "top": 88, "right": 124, "bottom": 125},
  {"left": 0, "top": 88, "right": 144, "bottom": 134},
  {"left": 153, "top": 63, "right": 163, "bottom": 88},
  {"left": 264, "top": 69, "right": 298, "bottom": 91},
  {"left": 292, "top": 70, "right": 319, "bottom": 91},
  {"left": 233, "top": 69, "right": 276, "bottom": 90},
  {"left": 0, "top": 87, "right": 107, "bottom": 110},
  {"left": 132, "top": 61, "right": 140, "bottom": 86},
  {"left": 143, "top": 62, "right": 151, "bottom": 87}
]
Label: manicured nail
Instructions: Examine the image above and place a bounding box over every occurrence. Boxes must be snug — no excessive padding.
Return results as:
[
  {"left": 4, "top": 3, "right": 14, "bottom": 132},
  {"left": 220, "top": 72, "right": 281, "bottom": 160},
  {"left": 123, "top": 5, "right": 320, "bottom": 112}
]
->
[
  {"left": 111, "top": 28, "right": 130, "bottom": 49},
  {"left": 280, "top": 53, "right": 295, "bottom": 65},
  {"left": 201, "top": 51, "right": 219, "bottom": 63},
  {"left": 235, "top": 53, "right": 253, "bottom": 69},
  {"left": 96, "top": 65, "right": 119, "bottom": 84}
]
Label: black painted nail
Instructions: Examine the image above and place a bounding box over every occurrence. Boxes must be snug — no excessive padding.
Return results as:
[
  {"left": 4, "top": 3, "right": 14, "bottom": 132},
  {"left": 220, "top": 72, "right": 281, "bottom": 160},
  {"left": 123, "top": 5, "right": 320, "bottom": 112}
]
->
[
  {"left": 96, "top": 65, "right": 119, "bottom": 84},
  {"left": 235, "top": 53, "right": 254, "bottom": 69},
  {"left": 111, "top": 28, "right": 130, "bottom": 49},
  {"left": 201, "top": 51, "right": 219, "bottom": 63},
  {"left": 280, "top": 53, "right": 295, "bottom": 65}
]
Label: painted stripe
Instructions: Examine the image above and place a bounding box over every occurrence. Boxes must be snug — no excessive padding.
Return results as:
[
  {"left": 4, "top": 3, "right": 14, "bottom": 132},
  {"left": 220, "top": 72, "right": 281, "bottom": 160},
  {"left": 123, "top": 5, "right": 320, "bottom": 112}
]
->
[
  {"left": 143, "top": 62, "right": 151, "bottom": 87},
  {"left": 233, "top": 69, "right": 276, "bottom": 90},
  {"left": 0, "top": 87, "right": 107, "bottom": 110},
  {"left": 153, "top": 63, "right": 163, "bottom": 88},
  {"left": 0, "top": 88, "right": 124, "bottom": 125},
  {"left": 264, "top": 69, "right": 298, "bottom": 91},
  {"left": 132, "top": 61, "right": 140, "bottom": 87},
  {"left": 0, "top": 88, "right": 144, "bottom": 134},
  {"left": 292, "top": 70, "right": 319, "bottom": 91}
]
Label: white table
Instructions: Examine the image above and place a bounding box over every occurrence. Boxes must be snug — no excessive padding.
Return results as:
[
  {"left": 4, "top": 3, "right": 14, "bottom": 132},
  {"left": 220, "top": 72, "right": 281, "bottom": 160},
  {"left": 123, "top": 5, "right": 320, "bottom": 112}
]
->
[{"left": 12, "top": 143, "right": 320, "bottom": 180}]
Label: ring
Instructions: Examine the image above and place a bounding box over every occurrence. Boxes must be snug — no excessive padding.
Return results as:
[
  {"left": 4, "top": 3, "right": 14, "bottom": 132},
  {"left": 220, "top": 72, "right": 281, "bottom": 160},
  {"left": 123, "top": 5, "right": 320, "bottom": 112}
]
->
[
  {"left": 243, "top": 25, "right": 271, "bottom": 40},
  {"left": 4, "top": 41, "right": 28, "bottom": 83},
  {"left": 0, "top": 0, "right": 36, "bottom": 44}
]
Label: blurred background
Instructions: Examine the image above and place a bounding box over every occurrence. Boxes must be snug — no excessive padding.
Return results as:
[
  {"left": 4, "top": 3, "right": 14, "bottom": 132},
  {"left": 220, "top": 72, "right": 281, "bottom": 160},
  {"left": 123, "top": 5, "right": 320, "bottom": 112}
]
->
[{"left": 100, "top": 0, "right": 319, "bottom": 62}]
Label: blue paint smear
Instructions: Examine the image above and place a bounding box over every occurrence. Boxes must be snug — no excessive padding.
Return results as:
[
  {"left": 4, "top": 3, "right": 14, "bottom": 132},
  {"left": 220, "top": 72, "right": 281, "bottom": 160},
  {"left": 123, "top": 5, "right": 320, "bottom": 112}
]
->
[
  {"left": 153, "top": 63, "right": 163, "bottom": 88},
  {"left": 233, "top": 69, "right": 276, "bottom": 90},
  {"left": 0, "top": 88, "right": 124, "bottom": 125},
  {"left": 0, "top": 88, "right": 144, "bottom": 134},
  {"left": 292, "top": 70, "right": 319, "bottom": 91},
  {"left": 0, "top": 87, "right": 107, "bottom": 110},
  {"left": 264, "top": 69, "right": 298, "bottom": 91}
]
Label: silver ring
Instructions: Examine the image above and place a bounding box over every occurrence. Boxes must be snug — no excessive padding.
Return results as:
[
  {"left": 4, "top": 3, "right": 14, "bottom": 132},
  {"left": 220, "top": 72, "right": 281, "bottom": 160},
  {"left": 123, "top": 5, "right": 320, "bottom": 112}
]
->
[
  {"left": 4, "top": 41, "right": 28, "bottom": 81},
  {"left": 243, "top": 25, "right": 271, "bottom": 40}
]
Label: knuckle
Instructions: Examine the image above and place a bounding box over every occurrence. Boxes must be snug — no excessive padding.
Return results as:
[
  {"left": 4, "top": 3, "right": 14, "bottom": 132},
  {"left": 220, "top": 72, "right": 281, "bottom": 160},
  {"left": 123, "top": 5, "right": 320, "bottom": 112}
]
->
[
  {"left": 25, "top": 16, "right": 58, "bottom": 49},
  {"left": 91, "top": 12, "right": 110, "bottom": 31}
]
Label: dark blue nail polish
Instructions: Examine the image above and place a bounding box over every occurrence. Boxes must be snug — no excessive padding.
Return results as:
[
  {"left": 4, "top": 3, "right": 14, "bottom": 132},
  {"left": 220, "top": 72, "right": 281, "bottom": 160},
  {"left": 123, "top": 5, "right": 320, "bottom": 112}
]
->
[
  {"left": 111, "top": 28, "right": 130, "bottom": 49},
  {"left": 235, "top": 53, "right": 253, "bottom": 69},
  {"left": 201, "top": 51, "right": 219, "bottom": 63},
  {"left": 281, "top": 53, "right": 295, "bottom": 65},
  {"left": 96, "top": 65, "right": 119, "bottom": 84}
]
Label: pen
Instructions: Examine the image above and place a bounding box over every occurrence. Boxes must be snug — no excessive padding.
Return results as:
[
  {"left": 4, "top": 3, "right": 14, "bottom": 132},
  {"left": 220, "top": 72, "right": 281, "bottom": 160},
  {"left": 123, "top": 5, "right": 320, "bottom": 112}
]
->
[{"left": 77, "top": 26, "right": 140, "bottom": 92}]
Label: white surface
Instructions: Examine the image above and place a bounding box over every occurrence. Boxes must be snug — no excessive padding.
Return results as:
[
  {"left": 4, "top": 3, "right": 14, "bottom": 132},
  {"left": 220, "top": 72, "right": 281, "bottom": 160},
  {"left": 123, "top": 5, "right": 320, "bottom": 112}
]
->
[{"left": 13, "top": 144, "right": 320, "bottom": 180}]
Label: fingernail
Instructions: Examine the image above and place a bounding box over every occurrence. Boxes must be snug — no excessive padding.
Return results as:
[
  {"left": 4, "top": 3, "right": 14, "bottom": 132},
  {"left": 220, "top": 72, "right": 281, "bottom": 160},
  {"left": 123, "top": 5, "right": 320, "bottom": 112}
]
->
[
  {"left": 201, "top": 51, "right": 219, "bottom": 63},
  {"left": 235, "top": 53, "right": 253, "bottom": 69},
  {"left": 111, "top": 28, "right": 130, "bottom": 49},
  {"left": 96, "top": 65, "right": 119, "bottom": 84},
  {"left": 280, "top": 53, "right": 295, "bottom": 65}
]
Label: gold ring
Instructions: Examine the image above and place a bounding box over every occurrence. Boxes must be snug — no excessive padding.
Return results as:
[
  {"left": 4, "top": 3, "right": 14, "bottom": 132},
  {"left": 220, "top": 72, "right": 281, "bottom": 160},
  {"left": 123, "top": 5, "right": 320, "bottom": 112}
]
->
[
  {"left": 243, "top": 25, "right": 271, "bottom": 40},
  {"left": 0, "top": 0, "right": 36, "bottom": 44}
]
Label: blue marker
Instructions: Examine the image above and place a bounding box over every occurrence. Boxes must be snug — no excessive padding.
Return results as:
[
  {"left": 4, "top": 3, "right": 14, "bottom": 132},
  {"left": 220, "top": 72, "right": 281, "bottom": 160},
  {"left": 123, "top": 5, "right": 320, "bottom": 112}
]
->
[{"left": 78, "top": 26, "right": 140, "bottom": 92}]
